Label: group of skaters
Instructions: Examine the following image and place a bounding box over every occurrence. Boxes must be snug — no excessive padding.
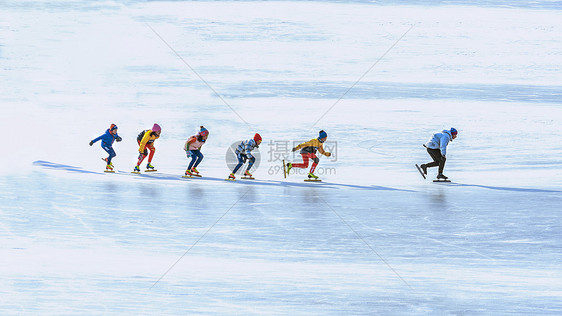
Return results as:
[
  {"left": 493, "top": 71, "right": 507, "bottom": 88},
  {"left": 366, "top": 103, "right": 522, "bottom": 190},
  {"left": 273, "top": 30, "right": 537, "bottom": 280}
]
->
[{"left": 90, "top": 123, "right": 458, "bottom": 180}]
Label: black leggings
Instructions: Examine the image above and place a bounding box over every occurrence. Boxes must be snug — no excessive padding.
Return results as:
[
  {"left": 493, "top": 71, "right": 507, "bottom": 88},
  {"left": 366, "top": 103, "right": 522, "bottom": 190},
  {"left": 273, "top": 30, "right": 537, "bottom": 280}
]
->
[{"left": 426, "top": 148, "right": 446, "bottom": 174}]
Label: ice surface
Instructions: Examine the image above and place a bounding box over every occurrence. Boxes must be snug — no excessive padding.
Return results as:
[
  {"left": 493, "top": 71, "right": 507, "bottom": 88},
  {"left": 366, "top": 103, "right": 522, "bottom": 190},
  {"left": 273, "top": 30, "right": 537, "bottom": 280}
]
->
[{"left": 1, "top": 1, "right": 561, "bottom": 314}]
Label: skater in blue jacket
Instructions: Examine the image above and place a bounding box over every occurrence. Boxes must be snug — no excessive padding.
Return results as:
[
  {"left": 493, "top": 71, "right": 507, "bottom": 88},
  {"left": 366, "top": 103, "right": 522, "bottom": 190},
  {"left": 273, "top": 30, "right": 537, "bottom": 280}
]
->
[
  {"left": 90, "top": 124, "right": 122, "bottom": 171},
  {"left": 418, "top": 128, "right": 457, "bottom": 180}
]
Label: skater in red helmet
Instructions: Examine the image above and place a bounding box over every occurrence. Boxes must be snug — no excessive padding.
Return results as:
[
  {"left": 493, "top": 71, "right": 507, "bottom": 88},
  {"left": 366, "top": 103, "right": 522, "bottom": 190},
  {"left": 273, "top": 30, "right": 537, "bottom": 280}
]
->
[{"left": 228, "top": 133, "right": 262, "bottom": 180}]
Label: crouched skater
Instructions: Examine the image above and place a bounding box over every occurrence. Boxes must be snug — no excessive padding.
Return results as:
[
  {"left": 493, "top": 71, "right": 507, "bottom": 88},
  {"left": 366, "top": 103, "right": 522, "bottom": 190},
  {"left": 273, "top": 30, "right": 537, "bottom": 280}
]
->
[
  {"left": 89, "top": 123, "right": 122, "bottom": 171},
  {"left": 228, "top": 133, "right": 262, "bottom": 180},
  {"left": 417, "top": 128, "right": 458, "bottom": 180}
]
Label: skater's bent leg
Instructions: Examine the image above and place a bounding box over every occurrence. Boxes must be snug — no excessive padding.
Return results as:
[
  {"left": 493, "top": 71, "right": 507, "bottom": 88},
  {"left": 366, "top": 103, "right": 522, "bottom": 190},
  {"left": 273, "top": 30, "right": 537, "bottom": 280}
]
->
[
  {"left": 103, "top": 146, "right": 116, "bottom": 164},
  {"left": 232, "top": 162, "right": 243, "bottom": 174},
  {"left": 232, "top": 154, "right": 246, "bottom": 174},
  {"left": 107, "top": 148, "right": 116, "bottom": 164},
  {"left": 426, "top": 148, "right": 441, "bottom": 168},
  {"left": 188, "top": 150, "right": 201, "bottom": 169},
  {"left": 246, "top": 156, "right": 256, "bottom": 170},
  {"left": 147, "top": 143, "right": 156, "bottom": 163},
  {"left": 310, "top": 163, "right": 318, "bottom": 173},
  {"left": 292, "top": 153, "right": 312, "bottom": 168},
  {"left": 188, "top": 157, "right": 197, "bottom": 170},
  {"left": 193, "top": 151, "right": 204, "bottom": 169},
  {"left": 309, "top": 155, "right": 319, "bottom": 173},
  {"left": 438, "top": 156, "right": 446, "bottom": 174}
]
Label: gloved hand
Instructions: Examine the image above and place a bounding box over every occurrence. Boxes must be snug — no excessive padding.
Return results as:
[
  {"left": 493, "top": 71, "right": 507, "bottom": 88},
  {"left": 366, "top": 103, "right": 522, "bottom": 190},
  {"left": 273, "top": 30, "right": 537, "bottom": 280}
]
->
[
  {"left": 116, "top": 136, "right": 122, "bottom": 142},
  {"left": 292, "top": 147, "right": 297, "bottom": 152},
  {"left": 89, "top": 141, "right": 93, "bottom": 146},
  {"left": 325, "top": 152, "right": 331, "bottom": 157}
]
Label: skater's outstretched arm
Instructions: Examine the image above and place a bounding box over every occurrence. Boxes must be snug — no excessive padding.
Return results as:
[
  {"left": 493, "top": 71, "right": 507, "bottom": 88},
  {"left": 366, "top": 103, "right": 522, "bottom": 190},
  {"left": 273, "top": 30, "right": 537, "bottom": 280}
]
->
[{"left": 90, "top": 132, "right": 106, "bottom": 146}]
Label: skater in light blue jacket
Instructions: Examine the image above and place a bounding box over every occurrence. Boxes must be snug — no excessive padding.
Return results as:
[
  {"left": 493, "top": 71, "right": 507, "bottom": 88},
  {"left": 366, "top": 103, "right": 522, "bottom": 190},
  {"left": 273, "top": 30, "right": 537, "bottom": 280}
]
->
[{"left": 419, "top": 128, "right": 458, "bottom": 180}]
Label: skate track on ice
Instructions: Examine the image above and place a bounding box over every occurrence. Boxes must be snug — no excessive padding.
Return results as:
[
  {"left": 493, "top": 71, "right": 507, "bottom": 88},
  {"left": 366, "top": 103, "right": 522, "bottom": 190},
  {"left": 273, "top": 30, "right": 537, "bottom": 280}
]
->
[{"left": 33, "top": 160, "right": 561, "bottom": 194}]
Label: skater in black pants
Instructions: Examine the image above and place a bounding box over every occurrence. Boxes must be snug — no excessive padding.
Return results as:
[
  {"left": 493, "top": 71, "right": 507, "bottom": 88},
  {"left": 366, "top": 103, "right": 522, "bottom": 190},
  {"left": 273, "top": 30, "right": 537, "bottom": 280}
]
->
[{"left": 419, "top": 128, "right": 458, "bottom": 180}]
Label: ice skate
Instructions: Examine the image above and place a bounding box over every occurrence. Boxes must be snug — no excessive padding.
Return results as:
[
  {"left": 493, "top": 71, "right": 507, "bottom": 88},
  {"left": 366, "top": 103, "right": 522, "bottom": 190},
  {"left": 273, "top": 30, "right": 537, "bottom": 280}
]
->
[
  {"left": 101, "top": 159, "right": 114, "bottom": 168},
  {"left": 304, "top": 172, "right": 321, "bottom": 182},
  {"left": 434, "top": 173, "right": 451, "bottom": 182},
  {"left": 242, "top": 170, "right": 255, "bottom": 180},
  {"left": 415, "top": 164, "right": 426, "bottom": 179},
  {"left": 104, "top": 164, "right": 115, "bottom": 173},
  {"left": 132, "top": 165, "right": 141, "bottom": 174},
  {"left": 225, "top": 173, "right": 236, "bottom": 181},
  {"left": 145, "top": 163, "right": 157, "bottom": 172},
  {"left": 190, "top": 168, "right": 202, "bottom": 177}
]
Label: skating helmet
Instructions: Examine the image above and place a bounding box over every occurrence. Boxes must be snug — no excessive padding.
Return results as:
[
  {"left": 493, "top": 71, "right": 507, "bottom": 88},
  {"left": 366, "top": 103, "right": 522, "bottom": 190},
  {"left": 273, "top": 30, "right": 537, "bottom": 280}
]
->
[
  {"left": 254, "top": 133, "right": 262, "bottom": 143},
  {"left": 109, "top": 124, "right": 118, "bottom": 132},
  {"left": 450, "top": 128, "right": 458, "bottom": 136},
  {"left": 318, "top": 130, "right": 327, "bottom": 140},
  {"left": 198, "top": 126, "right": 209, "bottom": 138},
  {"left": 152, "top": 123, "right": 161, "bottom": 133}
]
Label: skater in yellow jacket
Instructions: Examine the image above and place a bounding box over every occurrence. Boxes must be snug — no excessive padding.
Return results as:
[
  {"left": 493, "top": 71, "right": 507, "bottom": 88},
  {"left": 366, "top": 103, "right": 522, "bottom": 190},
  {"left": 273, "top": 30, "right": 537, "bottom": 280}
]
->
[
  {"left": 286, "top": 130, "right": 331, "bottom": 179},
  {"left": 134, "top": 123, "right": 161, "bottom": 172}
]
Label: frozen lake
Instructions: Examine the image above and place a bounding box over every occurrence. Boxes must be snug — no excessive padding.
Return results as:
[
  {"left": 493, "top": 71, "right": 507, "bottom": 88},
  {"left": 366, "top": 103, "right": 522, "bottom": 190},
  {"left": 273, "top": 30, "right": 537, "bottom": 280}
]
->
[{"left": 1, "top": 0, "right": 562, "bottom": 314}]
